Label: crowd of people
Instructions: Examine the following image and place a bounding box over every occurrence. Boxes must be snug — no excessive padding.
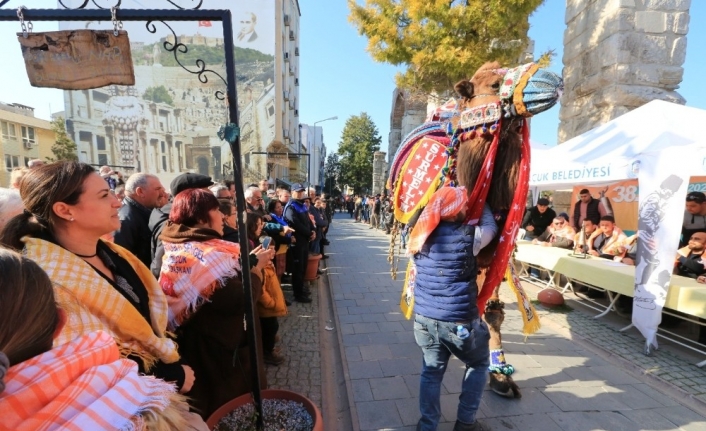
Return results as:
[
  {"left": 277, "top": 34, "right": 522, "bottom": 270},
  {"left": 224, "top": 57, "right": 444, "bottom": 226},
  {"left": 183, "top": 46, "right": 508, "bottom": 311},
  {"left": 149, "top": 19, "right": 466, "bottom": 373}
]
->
[
  {"left": 343, "top": 193, "right": 394, "bottom": 233},
  {"left": 0, "top": 161, "right": 335, "bottom": 428}
]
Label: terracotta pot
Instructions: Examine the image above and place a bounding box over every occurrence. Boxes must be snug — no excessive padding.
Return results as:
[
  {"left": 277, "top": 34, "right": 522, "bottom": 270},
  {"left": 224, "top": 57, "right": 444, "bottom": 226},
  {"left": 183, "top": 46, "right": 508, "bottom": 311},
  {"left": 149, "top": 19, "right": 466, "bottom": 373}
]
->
[
  {"left": 304, "top": 254, "right": 322, "bottom": 281},
  {"left": 206, "top": 389, "right": 323, "bottom": 430}
]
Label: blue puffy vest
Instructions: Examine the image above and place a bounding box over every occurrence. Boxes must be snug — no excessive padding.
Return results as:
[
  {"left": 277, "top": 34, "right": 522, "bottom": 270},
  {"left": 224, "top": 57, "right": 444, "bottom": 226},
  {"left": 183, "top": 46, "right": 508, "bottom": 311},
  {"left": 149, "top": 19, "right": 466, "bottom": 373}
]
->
[{"left": 412, "top": 221, "right": 478, "bottom": 322}]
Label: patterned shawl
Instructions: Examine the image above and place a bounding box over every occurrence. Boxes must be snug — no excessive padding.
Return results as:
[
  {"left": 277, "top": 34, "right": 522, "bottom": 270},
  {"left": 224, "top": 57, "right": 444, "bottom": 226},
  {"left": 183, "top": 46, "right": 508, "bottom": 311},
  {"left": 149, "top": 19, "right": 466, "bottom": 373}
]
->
[
  {"left": 0, "top": 331, "right": 176, "bottom": 431},
  {"left": 407, "top": 186, "right": 468, "bottom": 254},
  {"left": 23, "top": 237, "right": 179, "bottom": 370},
  {"left": 159, "top": 238, "right": 242, "bottom": 330}
]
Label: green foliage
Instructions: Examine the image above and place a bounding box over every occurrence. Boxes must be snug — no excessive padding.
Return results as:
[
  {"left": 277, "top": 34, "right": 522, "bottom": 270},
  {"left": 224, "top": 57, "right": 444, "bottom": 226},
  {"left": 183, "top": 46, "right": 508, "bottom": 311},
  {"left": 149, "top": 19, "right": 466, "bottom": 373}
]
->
[
  {"left": 143, "top": 85, "right": 174, "bottom": 106},
  {"left": 324, "top": 153, "right": 342, "bottom": 194},
  {"left": 142, "top": 43, "right": 274, "bottom": 67},
  {"left": 348, "top": 0, "right": 545, "bottom": 93},
  {"left": 337, "top": 113, "right": 382, "bottom": 194},
  {"left": 47, "top": 117, "right": 78, "bottom": 162}
]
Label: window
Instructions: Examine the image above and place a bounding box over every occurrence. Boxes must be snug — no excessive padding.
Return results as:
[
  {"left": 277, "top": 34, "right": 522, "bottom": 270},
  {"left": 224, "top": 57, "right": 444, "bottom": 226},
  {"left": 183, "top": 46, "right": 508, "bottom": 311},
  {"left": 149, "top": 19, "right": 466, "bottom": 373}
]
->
[
  {"left": 96, "top": 135, "right": 106, "bottom": 151},
  {"left": 162, "top": 155, "right": 167, "bottom": 171},
  {"left": 5, "top": 155, "right": 20, "bottom": 170},
  {"left": 161, "top": 141, "right": 166, "bottom": 153},
  {"left": 97, "top": 154, "right": 108, "bottom": 166},
  {"left": 21, "top": 126, "right": 36, "bottom": 146},
  {"left": 1, "top": 121, "right": 16, "bottom": 140}
]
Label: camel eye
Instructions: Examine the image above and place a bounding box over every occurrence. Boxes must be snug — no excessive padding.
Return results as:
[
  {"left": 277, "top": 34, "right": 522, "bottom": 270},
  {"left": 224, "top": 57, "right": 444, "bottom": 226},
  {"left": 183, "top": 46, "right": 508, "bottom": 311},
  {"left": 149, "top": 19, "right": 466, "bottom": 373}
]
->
[{"left": 491, "top": 82, "right": 500, "bottom": 89}]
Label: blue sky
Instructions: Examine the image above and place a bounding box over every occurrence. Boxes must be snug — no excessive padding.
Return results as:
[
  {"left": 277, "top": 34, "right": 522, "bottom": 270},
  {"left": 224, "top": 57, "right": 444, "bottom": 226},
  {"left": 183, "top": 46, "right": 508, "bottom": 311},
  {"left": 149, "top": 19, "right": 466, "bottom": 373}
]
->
[{"left": 0, "top": 0, "right": 704, "bottom": 157}]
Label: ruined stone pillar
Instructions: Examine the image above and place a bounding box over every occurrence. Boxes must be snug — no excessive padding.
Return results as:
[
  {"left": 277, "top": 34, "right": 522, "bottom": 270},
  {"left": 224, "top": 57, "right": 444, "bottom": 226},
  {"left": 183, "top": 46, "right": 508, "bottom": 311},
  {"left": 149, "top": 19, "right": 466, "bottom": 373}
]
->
[
  {"left": 559, "top": 0, "right": 690, "bottom": 142},
  {"left": 372, "top": 151, "right": 387, "bottom": 195}
]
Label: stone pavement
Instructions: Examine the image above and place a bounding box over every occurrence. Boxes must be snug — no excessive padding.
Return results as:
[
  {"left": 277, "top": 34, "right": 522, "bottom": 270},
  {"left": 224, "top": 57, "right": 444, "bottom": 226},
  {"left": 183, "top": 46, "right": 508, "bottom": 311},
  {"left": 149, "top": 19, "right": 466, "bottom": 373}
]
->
[{"left": 322, "top": 212, "right": 706, "bottom": 431}]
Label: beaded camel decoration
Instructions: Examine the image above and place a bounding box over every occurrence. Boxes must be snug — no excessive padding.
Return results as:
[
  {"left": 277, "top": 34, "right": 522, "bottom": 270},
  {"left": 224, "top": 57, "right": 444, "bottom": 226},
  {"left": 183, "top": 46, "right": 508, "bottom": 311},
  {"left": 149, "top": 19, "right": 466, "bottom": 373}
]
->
[{"left": 388, "top": 61, "right": 563, "bottom": 398}]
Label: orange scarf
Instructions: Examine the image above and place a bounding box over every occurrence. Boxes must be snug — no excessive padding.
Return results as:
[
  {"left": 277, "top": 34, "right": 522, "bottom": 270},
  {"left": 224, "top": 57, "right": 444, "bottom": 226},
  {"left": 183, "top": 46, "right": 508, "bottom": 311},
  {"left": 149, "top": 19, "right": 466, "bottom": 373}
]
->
[
  {"left": 0, "top": 331, "right": 175, "bottom": 431},
  {"left": 159, "top": 238, "right": 242, "bottom": 330},
  {"left": 407, "top": 186, "right": 467, "bottom": 254}
]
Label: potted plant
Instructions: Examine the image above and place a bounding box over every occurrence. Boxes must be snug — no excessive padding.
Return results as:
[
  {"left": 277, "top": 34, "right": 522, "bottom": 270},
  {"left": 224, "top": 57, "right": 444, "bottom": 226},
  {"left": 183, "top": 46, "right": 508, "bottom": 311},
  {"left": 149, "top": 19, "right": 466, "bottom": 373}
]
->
[
  {"left": 304, "top": 253, "right": 322, "bottom": 281},
  {"left": 207, "top": 389, "right": 323, "bottom": 431}
]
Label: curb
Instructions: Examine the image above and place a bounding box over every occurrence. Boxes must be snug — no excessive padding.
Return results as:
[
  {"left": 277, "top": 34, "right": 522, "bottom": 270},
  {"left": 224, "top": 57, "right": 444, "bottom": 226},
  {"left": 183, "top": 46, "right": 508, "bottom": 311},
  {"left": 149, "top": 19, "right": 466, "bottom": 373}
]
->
[{"left": 319, "top": 237, "right": 358, "bottom": 431}]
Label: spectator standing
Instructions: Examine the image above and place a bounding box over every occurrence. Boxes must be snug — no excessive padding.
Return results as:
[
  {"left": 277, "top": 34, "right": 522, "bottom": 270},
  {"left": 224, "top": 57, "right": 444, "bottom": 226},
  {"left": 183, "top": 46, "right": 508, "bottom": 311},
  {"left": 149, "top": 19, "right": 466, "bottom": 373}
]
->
[
  {"left": 284, "top": 183, "right": 314, "bottom": 303},
  {"left": 149, "top": 173, "right": 213, "bottom": 277},
  {"left": 245, "top": 186, "right": 270, "bottom": 220},
  {"left": 259, "top": 179, "right": 271, "bottom": 207},
  {"left": 674, "top": 231, "right": 706, "bottom": 279},
  {"left": 209, "top": 183, "right": 231, "bottom": 199},
  {"left": 370, "top": 194, "right": 382, "bottom": 229},
  {"left": 521, "top": 197, "right": 556, "bottom": 240},
  {"left": 158, "top": 189, "right": 270, "bottom": 418},
  {"left": 572, "top": 188, "right": 607, "bottom": 231},
  {"left": 267, "top": 198, "right": 294, "bottom": 280},
  {"left": 682, "top": 191, "right": 706, "bottom": 247},
  {"left": 114, "top": 173, "right": 167, "bottom": 268},
  {"left": 277, "top": 187, "right": 291, "bottom": 205},
  {"left": 0, "top": 161, "right": 190, "bottom": 395}
]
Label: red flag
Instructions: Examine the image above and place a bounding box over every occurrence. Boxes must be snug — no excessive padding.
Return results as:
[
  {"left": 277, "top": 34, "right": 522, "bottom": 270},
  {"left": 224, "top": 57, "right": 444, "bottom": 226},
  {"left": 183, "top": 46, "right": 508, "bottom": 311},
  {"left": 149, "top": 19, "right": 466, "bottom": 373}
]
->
[{"left": 198, "top": 21, "right": 212, "bottom": 27}]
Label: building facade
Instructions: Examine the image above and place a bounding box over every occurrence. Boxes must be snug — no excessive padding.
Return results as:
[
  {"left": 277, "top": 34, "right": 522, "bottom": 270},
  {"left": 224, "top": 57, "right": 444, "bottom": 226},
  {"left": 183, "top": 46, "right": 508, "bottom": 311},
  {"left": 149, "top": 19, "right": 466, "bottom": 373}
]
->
[
  {"left": 299, "top": 124, "right": 326, "bottom": 191},
  {"left": 0, "top": 102, "right": 54, "bottom": 187},
  {"left": 60, "top": 0, "right": 301, "bottom": 187}
]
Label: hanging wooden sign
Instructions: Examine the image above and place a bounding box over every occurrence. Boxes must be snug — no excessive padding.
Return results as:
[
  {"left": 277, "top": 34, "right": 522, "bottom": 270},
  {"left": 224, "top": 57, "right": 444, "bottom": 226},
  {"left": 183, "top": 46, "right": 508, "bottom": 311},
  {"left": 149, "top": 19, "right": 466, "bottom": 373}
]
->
[{"left": 17, "top": 30, "right": 135, "bottom": 90}]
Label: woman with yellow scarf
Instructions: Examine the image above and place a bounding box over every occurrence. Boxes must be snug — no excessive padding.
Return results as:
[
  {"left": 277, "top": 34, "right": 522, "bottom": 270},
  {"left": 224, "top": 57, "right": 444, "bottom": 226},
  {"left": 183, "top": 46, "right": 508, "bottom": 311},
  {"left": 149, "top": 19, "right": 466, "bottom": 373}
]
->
[{"left": 0, "top": 161, "right": 192, "bottom": 395}]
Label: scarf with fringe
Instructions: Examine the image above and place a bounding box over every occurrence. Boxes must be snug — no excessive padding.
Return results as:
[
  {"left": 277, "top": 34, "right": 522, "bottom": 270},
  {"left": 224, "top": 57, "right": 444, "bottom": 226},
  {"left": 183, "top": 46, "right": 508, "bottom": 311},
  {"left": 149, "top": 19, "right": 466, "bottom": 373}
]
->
[
  {"left": 0, "top": 331, "right": 178, "bottom": 431},
  {"left": 23, "top": 237, "right": 179, "bottom": 370},
  {"left": 407, "top": 186, "right": 468, "bottom": 254},
  {"left": 159, "top": 238, "right": 241, "bottom": 330}
]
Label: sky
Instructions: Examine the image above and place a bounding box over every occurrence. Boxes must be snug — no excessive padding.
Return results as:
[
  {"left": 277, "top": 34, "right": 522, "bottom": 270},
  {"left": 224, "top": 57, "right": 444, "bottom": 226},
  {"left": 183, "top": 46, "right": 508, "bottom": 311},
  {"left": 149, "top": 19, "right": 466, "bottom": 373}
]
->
[{"left": 0, "top": 0, "right": 704, "bottom": 157}]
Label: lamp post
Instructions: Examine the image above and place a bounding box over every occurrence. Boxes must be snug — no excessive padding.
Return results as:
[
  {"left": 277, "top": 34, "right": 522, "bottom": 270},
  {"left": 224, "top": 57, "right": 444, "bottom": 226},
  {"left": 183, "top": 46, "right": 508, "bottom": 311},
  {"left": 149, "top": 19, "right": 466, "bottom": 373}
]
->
[{"left": 308, "top": 116, "right": 337, "bottom": 189}]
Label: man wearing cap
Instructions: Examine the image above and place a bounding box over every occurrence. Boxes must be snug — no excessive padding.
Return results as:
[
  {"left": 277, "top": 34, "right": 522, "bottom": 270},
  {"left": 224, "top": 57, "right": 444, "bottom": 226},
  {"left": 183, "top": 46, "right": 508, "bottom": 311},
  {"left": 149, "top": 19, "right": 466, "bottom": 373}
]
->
[
  {"left": 521, "top": 198, "right": 556, "bottom": 240},
  {"left": 149, "top": 172, "right": 213, "bottom": 277},
  {"left": 114, "top": 173, "right": 167, "bottom": 267},
  {"left": 284, "top": 183, "right": 315, "bottom": 303},
  {"left": 682, "top": 191, "right": 706, "bottom": 247}
]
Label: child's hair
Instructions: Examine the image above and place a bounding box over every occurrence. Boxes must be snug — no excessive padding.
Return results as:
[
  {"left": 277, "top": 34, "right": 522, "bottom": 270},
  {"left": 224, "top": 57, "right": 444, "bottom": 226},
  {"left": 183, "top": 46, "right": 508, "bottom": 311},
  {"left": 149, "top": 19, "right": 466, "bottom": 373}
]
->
[{"left": 0, "top": 248, "right": 60, "bottom": 368}]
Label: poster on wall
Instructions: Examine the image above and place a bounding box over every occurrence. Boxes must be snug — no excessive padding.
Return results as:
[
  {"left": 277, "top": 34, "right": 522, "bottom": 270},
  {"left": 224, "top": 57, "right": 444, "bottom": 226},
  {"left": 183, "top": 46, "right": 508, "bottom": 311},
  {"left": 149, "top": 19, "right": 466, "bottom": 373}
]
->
[
  {"left": 569, "top": 180, "right": 638, "bottom": 234},
  {"left": 58, "top": 0, "right": 276, "bottom": 187},
  {"left": 631, "top": 151, "right": 690, "bottom": 355}
]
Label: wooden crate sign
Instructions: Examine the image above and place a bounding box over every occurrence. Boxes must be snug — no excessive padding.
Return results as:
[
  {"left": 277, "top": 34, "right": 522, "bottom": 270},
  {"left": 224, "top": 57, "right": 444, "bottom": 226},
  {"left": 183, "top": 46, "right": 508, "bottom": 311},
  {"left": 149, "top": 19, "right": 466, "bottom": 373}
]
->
[{"left": 18, "top": 30, "right": 135, "bottom": 90}]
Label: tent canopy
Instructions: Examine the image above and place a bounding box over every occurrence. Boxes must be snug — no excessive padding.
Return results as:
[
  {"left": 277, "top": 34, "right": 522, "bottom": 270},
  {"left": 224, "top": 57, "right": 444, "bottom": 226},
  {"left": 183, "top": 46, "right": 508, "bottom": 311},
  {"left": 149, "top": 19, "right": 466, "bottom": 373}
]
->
[{"left": 530, "top": 100, "right": 706, "bottom": 190}]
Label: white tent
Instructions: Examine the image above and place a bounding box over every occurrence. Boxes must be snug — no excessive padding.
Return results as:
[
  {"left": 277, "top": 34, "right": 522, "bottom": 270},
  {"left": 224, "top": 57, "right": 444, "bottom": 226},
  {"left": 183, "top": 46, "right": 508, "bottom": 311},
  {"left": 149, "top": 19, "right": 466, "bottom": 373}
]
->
[
  {"left": 527, "top": 99, "right": 706, "bottom": 355},
  {"left": 530, "top": 100, "right": 706, "bottom": 191}
]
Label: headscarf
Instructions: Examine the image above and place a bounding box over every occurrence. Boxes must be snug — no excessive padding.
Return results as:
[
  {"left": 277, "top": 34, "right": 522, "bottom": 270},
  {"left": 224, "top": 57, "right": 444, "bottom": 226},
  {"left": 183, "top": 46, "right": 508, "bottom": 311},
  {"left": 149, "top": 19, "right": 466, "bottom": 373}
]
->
[{"left": 407, "top": 186, "right": 467, "bottom": 254}]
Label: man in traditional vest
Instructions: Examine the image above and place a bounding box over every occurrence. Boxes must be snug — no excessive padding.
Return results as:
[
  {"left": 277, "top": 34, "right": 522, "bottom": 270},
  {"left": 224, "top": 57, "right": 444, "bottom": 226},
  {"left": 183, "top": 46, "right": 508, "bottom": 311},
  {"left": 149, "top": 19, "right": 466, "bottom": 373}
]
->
[{"left": 572, "top": 188, "right": 607, "bottom": 231}]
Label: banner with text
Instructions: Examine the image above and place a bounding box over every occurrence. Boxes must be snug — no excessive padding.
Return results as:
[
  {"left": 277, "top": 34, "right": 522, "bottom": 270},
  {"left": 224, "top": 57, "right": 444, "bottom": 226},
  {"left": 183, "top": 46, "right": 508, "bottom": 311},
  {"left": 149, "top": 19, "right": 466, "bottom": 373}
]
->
[{"left": 569, "top": 180, "right": 639, "bottom": 234}]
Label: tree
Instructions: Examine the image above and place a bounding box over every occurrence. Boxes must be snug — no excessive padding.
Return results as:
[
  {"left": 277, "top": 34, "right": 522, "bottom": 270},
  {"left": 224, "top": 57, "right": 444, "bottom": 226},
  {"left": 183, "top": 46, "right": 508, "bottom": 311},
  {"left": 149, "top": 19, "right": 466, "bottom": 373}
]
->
[
  {"left": 324, "top": 153, "right": 342, "bottom": 195},
  {"left": 143, "top": 85, "right": 174, "bottom": 106},
  {"left": 337, "top": 113, "right": 381, "bottom": 194},
  {"left": 348, "top": 0, "right": 544, "bottom": 93},
  {"left": 48, "top": 117, "right": 78, "bottom": 162}
]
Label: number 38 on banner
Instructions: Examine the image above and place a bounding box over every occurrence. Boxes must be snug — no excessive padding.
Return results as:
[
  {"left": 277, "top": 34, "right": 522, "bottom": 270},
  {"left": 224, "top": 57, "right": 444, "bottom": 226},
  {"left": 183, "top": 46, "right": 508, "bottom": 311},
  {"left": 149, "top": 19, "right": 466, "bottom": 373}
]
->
[{"left": 612, "top": 185, "right": 638, "bottom": 203}]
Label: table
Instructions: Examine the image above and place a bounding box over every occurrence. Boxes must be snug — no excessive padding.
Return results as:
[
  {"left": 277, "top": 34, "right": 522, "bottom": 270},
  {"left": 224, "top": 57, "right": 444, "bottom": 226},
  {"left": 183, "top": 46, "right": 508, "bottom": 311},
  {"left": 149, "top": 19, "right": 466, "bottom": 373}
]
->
[{"left": 515, "top": 242, "right": 706, "bottom": 366}]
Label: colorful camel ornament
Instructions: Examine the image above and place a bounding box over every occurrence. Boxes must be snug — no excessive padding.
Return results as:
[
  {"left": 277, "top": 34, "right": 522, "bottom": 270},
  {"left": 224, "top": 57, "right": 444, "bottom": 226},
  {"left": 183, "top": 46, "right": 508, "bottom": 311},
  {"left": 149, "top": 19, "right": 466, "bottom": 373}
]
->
[{"left": 389, "top": 61, "right": 563, "bottom": 398}]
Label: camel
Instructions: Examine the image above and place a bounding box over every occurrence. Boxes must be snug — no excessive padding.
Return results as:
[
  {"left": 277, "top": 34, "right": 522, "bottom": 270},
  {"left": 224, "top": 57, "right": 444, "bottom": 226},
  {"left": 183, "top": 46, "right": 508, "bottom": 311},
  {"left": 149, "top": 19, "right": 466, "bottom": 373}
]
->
[{"left": 389, "top": 60, "right": 562, "bottom": 398}]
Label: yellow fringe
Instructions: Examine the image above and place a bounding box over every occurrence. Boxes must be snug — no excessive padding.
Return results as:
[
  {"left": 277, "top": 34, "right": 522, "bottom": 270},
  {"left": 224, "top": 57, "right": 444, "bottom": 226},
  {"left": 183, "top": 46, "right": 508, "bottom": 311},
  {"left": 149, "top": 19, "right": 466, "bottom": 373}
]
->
[
  {"left": 400, "top": 260, "right": 415, "bottom": 320},
  {"left": 505, "top": 264, "right": 541, "bottom": 336}
]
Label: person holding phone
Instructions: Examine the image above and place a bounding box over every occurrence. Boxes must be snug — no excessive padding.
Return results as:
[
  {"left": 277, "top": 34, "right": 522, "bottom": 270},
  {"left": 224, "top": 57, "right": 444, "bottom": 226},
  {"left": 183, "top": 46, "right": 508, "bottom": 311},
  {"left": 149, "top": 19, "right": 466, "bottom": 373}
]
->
[{"left": 246, "top": 213, "right": 287, "bottom": 366}]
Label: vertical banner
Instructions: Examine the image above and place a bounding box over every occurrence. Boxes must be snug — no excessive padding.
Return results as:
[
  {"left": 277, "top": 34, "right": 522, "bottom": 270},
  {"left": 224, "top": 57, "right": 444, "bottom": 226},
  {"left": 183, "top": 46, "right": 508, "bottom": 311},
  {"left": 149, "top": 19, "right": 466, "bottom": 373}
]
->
[{"left": 632, "top": 152, "right": 689, "bottom": 354}]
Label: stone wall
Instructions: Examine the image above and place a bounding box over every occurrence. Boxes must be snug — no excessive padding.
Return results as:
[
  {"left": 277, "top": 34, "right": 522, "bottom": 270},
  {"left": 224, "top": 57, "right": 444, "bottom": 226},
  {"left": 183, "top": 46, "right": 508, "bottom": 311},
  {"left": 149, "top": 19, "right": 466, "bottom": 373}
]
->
[
  {"left": 559, "top": 0, "right": 690, "bottom": 142},
  {"left": 387, "top": 89, "right": 427, "bottom": 174},
  {"left": 372, "top": 151, "right": 387, "bottom": 196}
]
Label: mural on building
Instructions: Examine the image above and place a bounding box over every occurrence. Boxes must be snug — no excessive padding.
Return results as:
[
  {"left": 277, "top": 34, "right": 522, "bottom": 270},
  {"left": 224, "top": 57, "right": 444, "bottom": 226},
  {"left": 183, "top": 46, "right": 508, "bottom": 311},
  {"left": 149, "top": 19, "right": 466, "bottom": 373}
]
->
[{"left": 59, "top": 0, "right": 276, "bottom": 185}]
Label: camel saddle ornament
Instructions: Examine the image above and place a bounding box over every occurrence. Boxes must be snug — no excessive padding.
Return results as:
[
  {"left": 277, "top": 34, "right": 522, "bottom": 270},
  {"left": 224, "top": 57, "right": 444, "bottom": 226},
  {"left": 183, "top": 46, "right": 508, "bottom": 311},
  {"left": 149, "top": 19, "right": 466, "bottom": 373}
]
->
[{"left": 390, "top": 61, "right": 563, "bottom": 314}]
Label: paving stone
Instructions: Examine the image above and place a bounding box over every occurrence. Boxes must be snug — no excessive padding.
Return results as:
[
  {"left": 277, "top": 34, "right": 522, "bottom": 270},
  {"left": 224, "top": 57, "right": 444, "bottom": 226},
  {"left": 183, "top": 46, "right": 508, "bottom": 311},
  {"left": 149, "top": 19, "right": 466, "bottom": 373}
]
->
[
  {"left": 345, "top": 346, "right": 362, "bottom": 362},
  {"left": 379, "top": 358, "right": 420, "bottom": 377},
  {"left": 508, "top": 413, "right": 564, "bottom": 431},
  {"left": 352, "top": 322, "right": 381, "bottom": 334},
  {"left": 342, "top": 333, "right": 371, "bottom": 347},
  {"left": 395, "top": 398, "right": 421, "bottom": 426},
  {"left": 370, "top": 376, "right": 412, "bottom": 400},
  {"left": 360, "top": 344, "right": 393, "bottom": 361},
  {"left": 544, "top": 386, "right": 630, "bottom": 411},
  {"left": 356, "top": 399, "right": 404, "bottom": 430},
  {"left": 649, "top": 406, "right": 706, "bottom": 431},
  {"left": 348, "top": 360, "right": 384, "bottom": 379},
  {"left": 389, "top": 342, "right": 422, "bottom": 359},
  {"left": 351, "top": 379, "right": 374, "bottom": 402},
  {"left": 361, "top": 312, "right": 387, "bottom": 323},
  {"left": 548, "top": 411, "right": 641, "bottom": 431}
]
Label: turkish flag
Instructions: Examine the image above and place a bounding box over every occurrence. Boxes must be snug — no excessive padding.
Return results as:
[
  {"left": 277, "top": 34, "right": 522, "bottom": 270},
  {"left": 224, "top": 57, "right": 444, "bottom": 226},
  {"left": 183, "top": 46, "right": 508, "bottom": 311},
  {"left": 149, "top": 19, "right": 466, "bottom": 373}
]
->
[{"left": 198, "top": 21, "right": 212, "bottom": 27}]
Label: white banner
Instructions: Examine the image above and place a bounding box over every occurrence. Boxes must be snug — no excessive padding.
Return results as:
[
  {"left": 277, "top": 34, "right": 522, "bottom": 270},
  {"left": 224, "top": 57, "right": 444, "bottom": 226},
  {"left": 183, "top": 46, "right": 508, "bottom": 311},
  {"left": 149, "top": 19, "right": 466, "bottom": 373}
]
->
[{"left": 632, "top": 152, "right": 689, "bottom": 354}]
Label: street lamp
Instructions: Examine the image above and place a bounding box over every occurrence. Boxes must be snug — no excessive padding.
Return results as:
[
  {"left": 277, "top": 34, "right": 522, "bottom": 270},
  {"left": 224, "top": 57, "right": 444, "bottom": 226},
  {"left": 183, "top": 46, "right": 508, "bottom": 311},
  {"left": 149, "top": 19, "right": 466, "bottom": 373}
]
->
[{"left": 306, "top": 116, "right": 337, "bottom": 189}]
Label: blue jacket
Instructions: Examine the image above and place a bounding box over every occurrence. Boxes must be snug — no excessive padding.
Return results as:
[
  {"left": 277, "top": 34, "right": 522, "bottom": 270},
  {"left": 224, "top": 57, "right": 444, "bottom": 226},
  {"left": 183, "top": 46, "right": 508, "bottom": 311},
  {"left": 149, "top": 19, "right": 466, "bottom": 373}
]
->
[{"left": 413, "top": 221, "right": 478, "bottom": 322}]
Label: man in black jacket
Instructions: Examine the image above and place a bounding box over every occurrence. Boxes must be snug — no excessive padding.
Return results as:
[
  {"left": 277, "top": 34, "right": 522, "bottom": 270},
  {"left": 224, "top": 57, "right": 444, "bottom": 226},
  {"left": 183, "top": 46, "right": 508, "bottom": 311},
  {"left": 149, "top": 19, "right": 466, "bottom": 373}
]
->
[
  {"left": 114, "top": 173, "right": 166, "bottom": 267},
  {"left": 675, "top": 231, "right": 706, "bottom": 279},
  {"left": 572, "top": 188, "right": 607, "bottom": 231},
  {"left": 521, "top": 197, "right": 556, "bottom": 240},
  {"left": 284, "top": 183, "right": 315, "bottom": 303},
  {"left": 149, "top": 173, "right": 213, "bottom": 277}
]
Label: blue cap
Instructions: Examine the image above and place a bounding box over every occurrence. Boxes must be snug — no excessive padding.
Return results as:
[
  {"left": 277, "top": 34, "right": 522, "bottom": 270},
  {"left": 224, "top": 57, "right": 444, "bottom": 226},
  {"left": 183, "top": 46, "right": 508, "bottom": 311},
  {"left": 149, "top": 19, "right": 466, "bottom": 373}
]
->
[{"left": 292, "top": 183, "right": 306, "bottom": 192}]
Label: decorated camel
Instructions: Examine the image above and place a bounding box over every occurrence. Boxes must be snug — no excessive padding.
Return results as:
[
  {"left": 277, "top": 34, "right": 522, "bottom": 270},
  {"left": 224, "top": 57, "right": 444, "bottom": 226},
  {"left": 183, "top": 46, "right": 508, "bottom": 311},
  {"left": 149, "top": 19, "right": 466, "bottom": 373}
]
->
[{"left": 388, "top": 61, "right": 563, "bottom": 398}]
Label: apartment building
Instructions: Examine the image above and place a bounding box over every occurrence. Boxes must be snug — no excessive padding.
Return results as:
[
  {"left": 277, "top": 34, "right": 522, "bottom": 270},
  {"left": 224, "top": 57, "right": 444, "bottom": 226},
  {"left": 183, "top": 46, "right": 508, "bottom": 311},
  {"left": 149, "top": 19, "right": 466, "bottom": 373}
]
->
[{"left": 0, "top": 102, "right": 54, "bottom": 187}]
